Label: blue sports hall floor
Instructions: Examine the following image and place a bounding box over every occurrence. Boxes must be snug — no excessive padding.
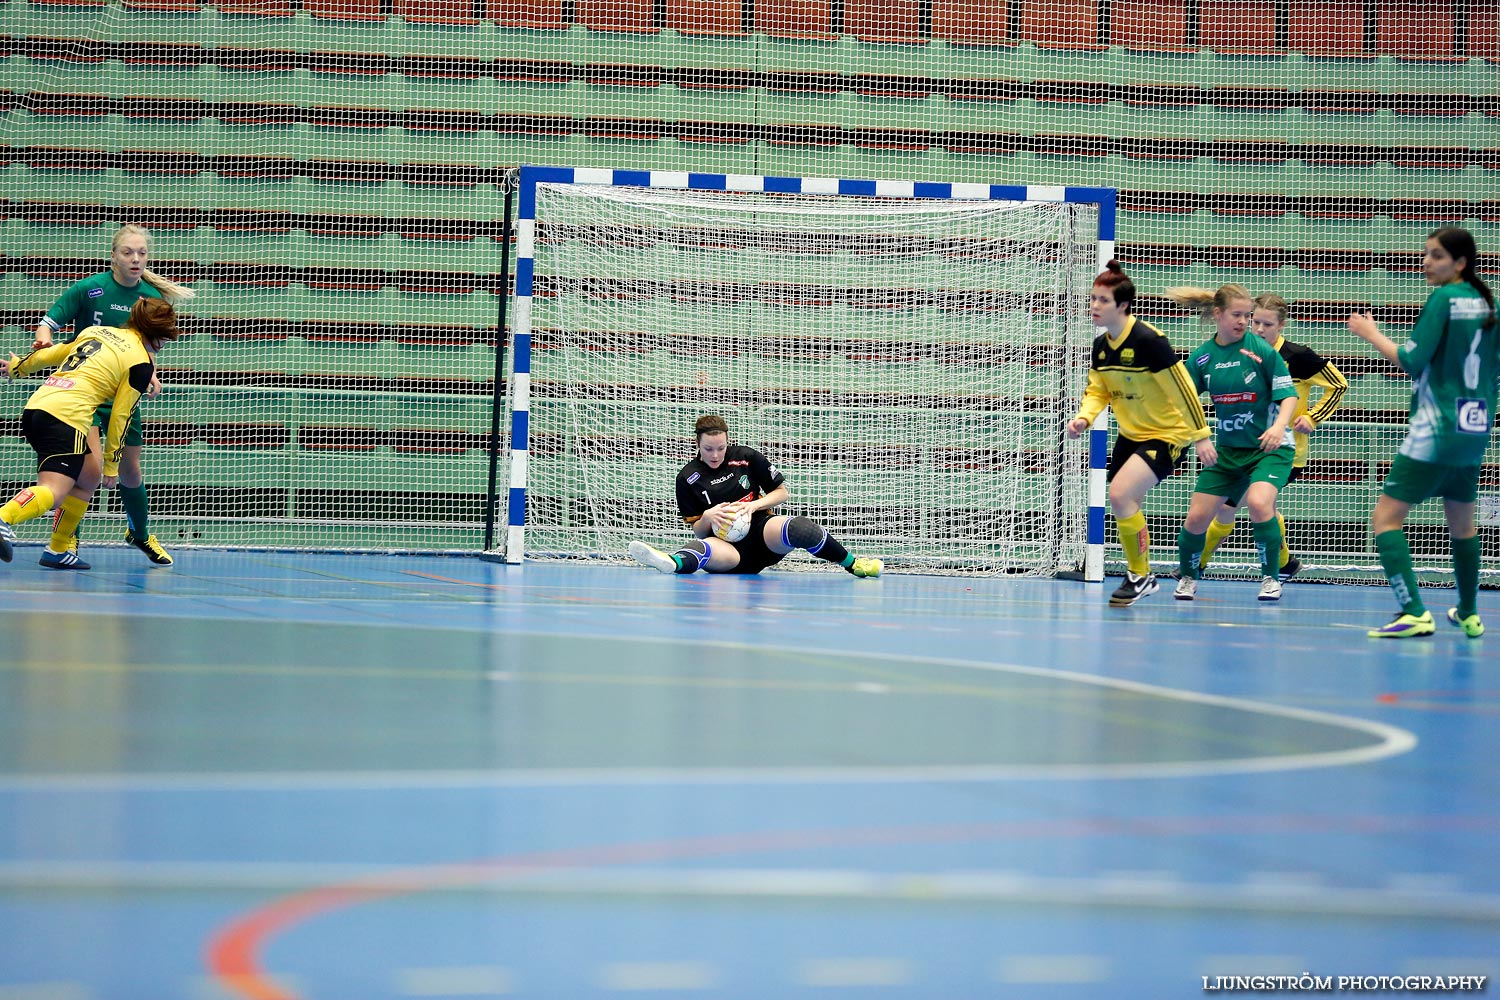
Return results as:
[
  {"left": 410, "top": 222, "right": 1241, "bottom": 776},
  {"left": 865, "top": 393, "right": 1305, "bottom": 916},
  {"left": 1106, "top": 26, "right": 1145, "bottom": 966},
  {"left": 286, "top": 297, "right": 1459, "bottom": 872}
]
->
[{"left": 0, "top": 545, "right": 1494, "bottom": 999}]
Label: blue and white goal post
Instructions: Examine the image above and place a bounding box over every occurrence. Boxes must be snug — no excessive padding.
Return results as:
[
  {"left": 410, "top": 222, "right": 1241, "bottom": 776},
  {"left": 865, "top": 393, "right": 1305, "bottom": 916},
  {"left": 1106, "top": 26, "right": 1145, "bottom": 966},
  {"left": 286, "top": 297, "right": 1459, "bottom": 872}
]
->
[{"left": 494, "top": 164, "right": 1115, "bottom": 580}]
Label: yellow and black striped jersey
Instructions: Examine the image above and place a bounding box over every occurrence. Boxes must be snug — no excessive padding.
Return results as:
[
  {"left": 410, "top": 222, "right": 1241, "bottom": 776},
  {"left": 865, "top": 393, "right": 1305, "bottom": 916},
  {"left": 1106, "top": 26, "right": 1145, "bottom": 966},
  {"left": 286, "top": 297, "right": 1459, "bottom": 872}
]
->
[
  {"left": 1075, "top": 316, "right": 1210, "bottom": 447},
  {"left": 1271, "top": 334, "right": 1349, "bottom": 469},
  {"left": 9, "top": 324, "right": 155, "bottom": 476}
]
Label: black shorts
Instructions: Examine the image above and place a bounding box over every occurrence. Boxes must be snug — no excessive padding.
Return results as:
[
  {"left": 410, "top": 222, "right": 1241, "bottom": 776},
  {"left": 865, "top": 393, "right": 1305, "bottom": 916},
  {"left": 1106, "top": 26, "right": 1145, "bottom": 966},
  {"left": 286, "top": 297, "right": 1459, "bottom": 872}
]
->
[
  {"left": 713, "top": 510, "right": 787, "bottom": 575},
  {"left": 21, "top": 408, "right": 89, "bottom": 480},
  {"left": 1107, "top": 435, "right": 1186, "bottom": 484}
]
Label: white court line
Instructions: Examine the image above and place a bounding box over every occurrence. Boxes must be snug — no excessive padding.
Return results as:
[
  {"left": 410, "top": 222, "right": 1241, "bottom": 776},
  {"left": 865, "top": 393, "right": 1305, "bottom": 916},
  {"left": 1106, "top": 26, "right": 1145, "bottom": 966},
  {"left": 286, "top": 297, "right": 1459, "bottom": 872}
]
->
[
  {"left": 0, "top": 643, "right": 1416, "bottom": 792},
  {"left": 0, "top": 985, "right": 93, "bottom": 1000},
  {"left": 598, "top": 962, "right": 717, "bottom": 992},
  {"left": 396, "top": 966, "right": 514, "bottom": 996},
  {"left": 4, "top": 865, "right": 1496, "bottom": 921},
  {"left": 995, "top": 955, "right": 1110, "bottom": 984},
  {"left": 797, "top": 958, "right": 913, "bottom": 987}
]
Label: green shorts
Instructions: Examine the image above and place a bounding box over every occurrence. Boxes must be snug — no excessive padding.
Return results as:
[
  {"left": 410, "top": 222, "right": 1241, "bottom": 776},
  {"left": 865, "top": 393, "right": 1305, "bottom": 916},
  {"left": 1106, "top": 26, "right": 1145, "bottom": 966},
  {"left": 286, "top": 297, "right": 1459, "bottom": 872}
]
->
[
  {"left": 93, "top": 403, "right": 144, "bottom": 448},
  {"left": 1383, "top": 454, "right": 1481, "bottom": 505},
  {"left": 1193, "top": 445, "right": 1295, "bottom": 502}
]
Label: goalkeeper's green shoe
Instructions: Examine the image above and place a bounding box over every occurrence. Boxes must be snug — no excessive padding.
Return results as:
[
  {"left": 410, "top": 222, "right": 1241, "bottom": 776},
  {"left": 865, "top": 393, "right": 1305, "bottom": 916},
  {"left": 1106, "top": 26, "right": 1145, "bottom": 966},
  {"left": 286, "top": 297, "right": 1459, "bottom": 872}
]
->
[
  {"left": 1447, "top": 607, "right": 1484, "bottom": 638},
  {"left": 850, "top": 557, "right": 883, "bottom": 578},
  {"left": 1368, "top": 611, "right": 1434, "bottom": 639}
]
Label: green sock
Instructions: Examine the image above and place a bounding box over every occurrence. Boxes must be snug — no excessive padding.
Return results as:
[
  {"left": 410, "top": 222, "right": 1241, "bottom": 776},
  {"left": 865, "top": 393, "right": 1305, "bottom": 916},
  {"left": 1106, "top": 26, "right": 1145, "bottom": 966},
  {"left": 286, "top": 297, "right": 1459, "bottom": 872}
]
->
[
  {"left": 1199, "top": 518, "right": 1234, "bottom": 569},
  {"left": 1252, "top": 517, "right": 1283, "bottom": 579},
  {"left": 1177, "top": 528, "right": 1206, "bottom": 579},
  {"left": 1453, "top": 535, "right": 1481, "bottom": 619},
  {"left": 1375, "top": 529, "right": 1425, "bottom": 617},
  {"left": 120, "top": 484, "right": 149, "bottom": 536}
]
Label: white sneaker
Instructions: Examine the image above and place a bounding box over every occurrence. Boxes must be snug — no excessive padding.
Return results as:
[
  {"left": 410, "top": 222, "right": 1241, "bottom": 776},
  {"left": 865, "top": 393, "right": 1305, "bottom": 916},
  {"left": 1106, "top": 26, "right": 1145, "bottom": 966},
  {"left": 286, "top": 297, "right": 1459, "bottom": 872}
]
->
[
  {"left": 628, "top": 540, "right": 677, "bottom": 574},
  {"left": 1258, "top": 576, "right": 1282, "bottom": 602},
  {"left": 1174, "top": 575, "right": 1197, "bottom": 600}
]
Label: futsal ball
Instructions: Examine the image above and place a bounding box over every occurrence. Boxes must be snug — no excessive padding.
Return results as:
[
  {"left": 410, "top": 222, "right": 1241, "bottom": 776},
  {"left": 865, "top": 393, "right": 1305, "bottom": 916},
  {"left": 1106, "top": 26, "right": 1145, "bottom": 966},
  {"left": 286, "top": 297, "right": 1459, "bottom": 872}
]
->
[{"left": 715, "top": 508, "right": 752, "bottom": 543}]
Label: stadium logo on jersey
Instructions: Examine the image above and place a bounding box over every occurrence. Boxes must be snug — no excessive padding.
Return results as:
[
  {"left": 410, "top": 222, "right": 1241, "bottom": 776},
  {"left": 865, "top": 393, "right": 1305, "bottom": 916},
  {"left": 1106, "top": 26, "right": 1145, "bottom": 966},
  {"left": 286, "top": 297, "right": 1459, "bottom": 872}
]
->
[
  {"left": 686, "top": 472, "right": 701, "bottom": 484},
  {"left": 87, "top": 288, "right": 104, "bottom": 298}
]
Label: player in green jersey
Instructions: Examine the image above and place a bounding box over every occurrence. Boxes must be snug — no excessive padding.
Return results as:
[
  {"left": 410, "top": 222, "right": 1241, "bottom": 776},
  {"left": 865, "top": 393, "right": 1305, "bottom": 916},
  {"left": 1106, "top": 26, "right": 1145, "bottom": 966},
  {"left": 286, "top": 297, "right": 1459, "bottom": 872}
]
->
[
  {"left": 1349, "top": 227, "right": 1498, "bottom": 639},
  {"left": 1168, "top": 284, "right": 1299, "bottom": 603},
  {"left": 32, "top": 224, "right": 194, "bottom": 567},
  {"left": 1197, "top": 293, "right": 1349, "bottom": 581}
]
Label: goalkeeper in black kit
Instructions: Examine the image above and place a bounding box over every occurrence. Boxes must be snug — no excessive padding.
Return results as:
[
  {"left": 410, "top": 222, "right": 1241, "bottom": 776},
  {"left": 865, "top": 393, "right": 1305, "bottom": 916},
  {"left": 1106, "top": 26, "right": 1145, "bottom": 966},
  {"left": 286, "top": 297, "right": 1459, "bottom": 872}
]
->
[{"left": 628, "top": 414, "right": 883, "bottom": 577}]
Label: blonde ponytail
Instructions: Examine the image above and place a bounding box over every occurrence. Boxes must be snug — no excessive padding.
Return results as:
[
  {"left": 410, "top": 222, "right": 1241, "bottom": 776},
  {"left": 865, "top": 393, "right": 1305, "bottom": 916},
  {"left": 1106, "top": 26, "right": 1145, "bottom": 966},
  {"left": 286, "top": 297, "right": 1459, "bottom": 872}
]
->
[
  {"left": 1166, "top": 283, "right": 1253, "bottom": 322},
  {"left": 141, "top": 268, "right": 196, "bottom": 303}
]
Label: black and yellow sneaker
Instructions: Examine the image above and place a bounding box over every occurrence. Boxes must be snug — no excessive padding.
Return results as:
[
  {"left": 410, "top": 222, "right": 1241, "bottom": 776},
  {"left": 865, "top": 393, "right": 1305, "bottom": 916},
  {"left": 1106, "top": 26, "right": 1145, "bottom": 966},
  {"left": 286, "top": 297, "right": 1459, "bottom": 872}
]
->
[
  {"left": 125, "top": 529, "right": 173, "bottom": 566},
  {"left": 1109, "top": 571, "right": 1158, "bottom": 607}
]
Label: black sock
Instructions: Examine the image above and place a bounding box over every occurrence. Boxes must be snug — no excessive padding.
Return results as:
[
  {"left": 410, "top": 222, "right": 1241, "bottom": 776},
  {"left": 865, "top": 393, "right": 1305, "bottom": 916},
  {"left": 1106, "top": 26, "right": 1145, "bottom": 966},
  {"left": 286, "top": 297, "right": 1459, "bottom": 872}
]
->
[
  {"left": 673, "top": 538, "right": 708, "bottom": 574},
  {"left": 784, "top": 516, "right": 852, "bottom": 567}
]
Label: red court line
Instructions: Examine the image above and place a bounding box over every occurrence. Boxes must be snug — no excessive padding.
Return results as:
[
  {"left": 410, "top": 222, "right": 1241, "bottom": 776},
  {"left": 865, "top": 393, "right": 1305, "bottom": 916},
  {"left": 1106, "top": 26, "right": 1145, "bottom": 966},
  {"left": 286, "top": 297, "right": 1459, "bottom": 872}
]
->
[{"left": 204, "top": 813, "right": 1500, "bottom": 999}]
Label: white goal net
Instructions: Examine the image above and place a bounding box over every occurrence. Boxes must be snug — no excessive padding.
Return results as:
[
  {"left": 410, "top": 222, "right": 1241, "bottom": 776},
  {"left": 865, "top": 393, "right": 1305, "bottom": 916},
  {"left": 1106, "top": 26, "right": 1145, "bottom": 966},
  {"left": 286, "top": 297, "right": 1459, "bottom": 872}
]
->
[{"left": 512, "top": 173, "right": 1101, "bottom": 575}]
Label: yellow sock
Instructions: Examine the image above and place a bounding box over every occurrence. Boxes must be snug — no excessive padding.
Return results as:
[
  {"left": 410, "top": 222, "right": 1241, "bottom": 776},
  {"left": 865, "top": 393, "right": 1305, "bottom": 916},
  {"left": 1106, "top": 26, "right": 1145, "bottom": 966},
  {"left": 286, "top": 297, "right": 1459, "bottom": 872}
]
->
[
  {"left": 1277, "top": 512, "right": 1290, "bottom": 567},
  {"left": 49, "top": 495, "right": 88, "bottom": 551},
  {"left": 1200, "top": 518, "right": 1236, "bottom": 569},
  {"left": 1117, "top": 510, "right": 1151, "bottom": 576},
  {"left": 1, "top": 485, "right": 56, "bottom": 526}
]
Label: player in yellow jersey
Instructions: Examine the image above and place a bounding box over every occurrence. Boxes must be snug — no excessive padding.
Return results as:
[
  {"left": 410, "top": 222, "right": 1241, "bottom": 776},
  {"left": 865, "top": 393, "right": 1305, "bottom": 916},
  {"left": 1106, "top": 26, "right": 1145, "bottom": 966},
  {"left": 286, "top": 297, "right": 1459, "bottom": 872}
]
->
[
  {"left": 1065, "top": 261, "right": 1213, "bottom": 606},
  {"left": 0, "top": 298, "right": 181, "bottom": 568},
  {"left": 1196, "top": 293, "right": 1348, "bottom": 581},
  {"left": 32, "top": 224, "right": 194, "bottom": 565}
]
